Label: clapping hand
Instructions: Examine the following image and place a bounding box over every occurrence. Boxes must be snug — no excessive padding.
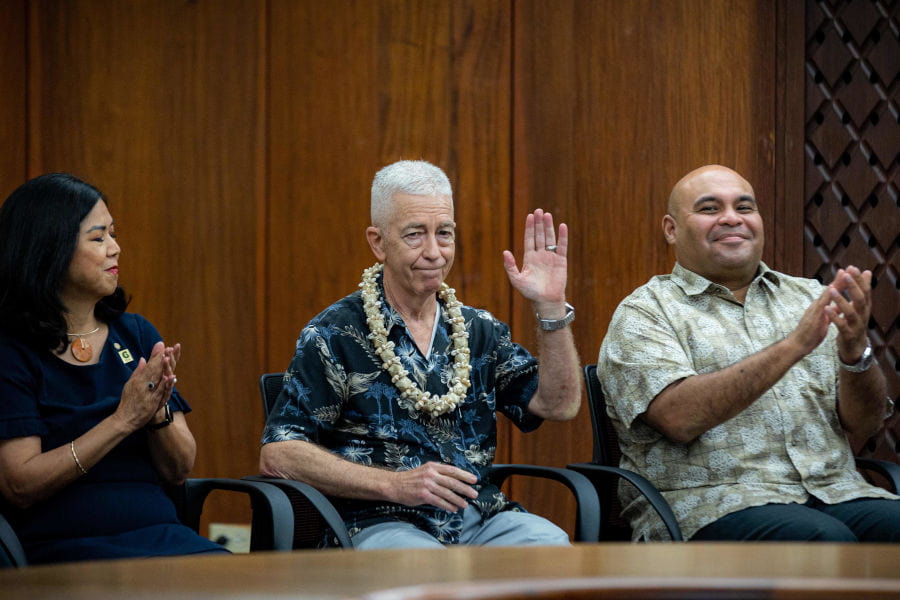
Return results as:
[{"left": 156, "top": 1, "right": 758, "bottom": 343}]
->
[
  {"left": 789, "top": 266, "right": 872, "bottom": 362},
  {"left": 117, "top": 341, "right": 180, "bottom": 430},
  {"left": 825, "top": 266, "right": 872, "bottom": 364}
]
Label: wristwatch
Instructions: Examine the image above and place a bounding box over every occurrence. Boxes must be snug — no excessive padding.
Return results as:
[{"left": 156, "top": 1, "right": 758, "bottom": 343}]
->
[
  {"left": 536, "top": 302, "right": 575, "bottom": 331},
  {"left": 839, "top": 341, "right": 875, "bottom": 373},
  {"left": 147, "top": 403, "right": 173, "bottom": 430}
]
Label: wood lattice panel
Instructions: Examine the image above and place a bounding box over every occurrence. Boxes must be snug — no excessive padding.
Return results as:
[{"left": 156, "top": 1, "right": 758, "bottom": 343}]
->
[{"left": 805, "top": 0, "right": 899, "bottom": 404}]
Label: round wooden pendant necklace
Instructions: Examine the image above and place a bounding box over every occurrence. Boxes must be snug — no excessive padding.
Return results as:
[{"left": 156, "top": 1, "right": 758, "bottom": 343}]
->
[{"left": 67, "top": 326, "right": 100, "bottom": 362}]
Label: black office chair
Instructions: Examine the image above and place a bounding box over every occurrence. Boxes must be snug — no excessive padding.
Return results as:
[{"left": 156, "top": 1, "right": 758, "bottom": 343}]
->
[
  {"left": 854, "top": 452, "right": 900, "bottom": 494},
  {"left": 0, "top": 512, "right": 26, "bottom": 568},
  {"left": 249, "top": 372, "right": 601, "bottom": 547},
  {"left": 0, "top": 478, "right": 294, "bottom": 568},
  {"left": 568, "top": 364, "right": 683, "bottom": 541},
  {"left": 169, "top": 478, "right": 295, "bottom": 551}
]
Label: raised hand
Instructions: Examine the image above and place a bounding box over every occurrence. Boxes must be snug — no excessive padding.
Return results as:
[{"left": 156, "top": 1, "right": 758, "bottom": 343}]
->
[{"left": 502, "top": 209, "right": 569, "bottom": 312}]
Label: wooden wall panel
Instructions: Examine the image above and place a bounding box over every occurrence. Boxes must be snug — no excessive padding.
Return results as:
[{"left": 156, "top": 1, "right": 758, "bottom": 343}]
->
[
  {"left": 265, "top": 3, "right": 519, "bottom": 504},
  {"left": 0, "top": 1, "right": 27, "bottom": 194},
  {"left": 511, "top": 0, "right": 778, "bottom": 533},
  {"left": 28, "top": 0, "right": 264, "bottom": 523},
  {"left": 264, "top": 1, "right": 513, "bottom": 381},
  {"left": 11, "top": 0, "right": 792, "bottom": 540}
]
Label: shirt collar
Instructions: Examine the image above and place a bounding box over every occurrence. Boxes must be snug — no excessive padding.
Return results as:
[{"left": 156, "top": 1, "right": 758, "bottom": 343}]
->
[
  {"left": 375, "top": 273, "right": 446, "bottom": 336},
  {"left": 671, "top": 261, "right": 781, "bottom": 298}
]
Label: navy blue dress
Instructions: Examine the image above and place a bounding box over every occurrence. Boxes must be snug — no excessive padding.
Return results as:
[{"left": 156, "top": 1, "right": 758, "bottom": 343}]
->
[{"left": 0, "top": 313, "right": 227, "bottom": 564}]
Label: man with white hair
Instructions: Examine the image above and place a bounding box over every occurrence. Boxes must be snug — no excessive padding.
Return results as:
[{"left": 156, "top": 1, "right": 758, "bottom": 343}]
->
[{"left": 261, "top": 160, "right": 581, "bottom": 549}]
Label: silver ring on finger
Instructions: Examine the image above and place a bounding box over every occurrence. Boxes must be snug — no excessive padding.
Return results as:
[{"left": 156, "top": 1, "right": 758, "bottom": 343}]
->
[
  {"left": 545, "top": 245, "right": 558, "bottom": 252},
  {"left": 147, "top": 381, "right": 156, "bottom": 391}
]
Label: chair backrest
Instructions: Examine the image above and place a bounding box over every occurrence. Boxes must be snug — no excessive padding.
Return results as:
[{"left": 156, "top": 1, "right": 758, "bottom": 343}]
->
[
  {"left": 0, "top": 511, "right": 27, "bottom": 567},
  {"left": 583, "top": 363, "right": 632, "bottom": 540},
  {"left": 258, "top": 372, "right": 351, "bottom": 548},
  {"left": 260, "top": 372, "right": 287, "bottom": 418},
  {"left": 584, "top": 364, "right": 622, "bottom": 469}
]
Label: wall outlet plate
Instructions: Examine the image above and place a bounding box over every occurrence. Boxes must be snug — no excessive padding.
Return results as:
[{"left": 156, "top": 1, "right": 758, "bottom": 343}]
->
[{"left": 208, "top": 523, "right": 252, "bottom": 553}]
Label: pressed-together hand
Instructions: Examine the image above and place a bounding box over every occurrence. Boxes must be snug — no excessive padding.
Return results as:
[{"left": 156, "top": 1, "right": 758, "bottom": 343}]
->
[
  {"left": 787, "top": 266, "right": 872, "bottom": 362},
  {"left": 163, "top": 342, "right": 181, "bottom": 380},
  {"left": 825, "top": 266, "right": 872, "bottom": 364},
  {"left": 789, "top": 287, "right": 833, "bottom": 356},
  {"left": 503, "top": 209, "right": 569, "bottom": 316},
  {"left": 116, "top": 341, "right": 179, "bottom": 430},
  {"left": 387, "top": 461, "right": 478, "bottom": 512}
]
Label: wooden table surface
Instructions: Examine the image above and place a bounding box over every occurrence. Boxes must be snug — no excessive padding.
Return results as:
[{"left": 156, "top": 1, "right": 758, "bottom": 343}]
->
[{"left": 2, "top": 542, "right": 899, "bottom": 599}]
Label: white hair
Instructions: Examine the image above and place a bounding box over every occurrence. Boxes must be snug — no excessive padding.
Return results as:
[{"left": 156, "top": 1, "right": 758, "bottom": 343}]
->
[{"left": 370, "top": 160, "right": 453, "bottom": 227}]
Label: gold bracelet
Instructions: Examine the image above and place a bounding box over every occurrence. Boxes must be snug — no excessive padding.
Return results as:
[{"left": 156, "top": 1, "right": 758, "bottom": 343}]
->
[{"left": 70, "top": 441, "right": 87, "bottom": 475}]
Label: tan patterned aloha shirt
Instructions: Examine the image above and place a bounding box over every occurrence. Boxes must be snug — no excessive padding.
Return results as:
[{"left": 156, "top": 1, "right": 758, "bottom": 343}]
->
[{"left": 599, "top": 262, "right": 898, "bottom": 541}]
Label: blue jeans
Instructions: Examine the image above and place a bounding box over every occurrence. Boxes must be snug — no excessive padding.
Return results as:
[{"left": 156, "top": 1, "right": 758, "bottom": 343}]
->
[
  {"left": 351, "top": 506, "right": 570, "bottom": 549},
  {"left": 691, "top": 496, "right": 900, "bottom": 542}
]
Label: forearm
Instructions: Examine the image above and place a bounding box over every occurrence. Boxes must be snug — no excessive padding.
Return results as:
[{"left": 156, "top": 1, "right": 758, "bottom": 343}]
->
[
  {"left": 0, "top": 414, "right": 132, "bottom": 508},
  {"left": 503, "top": 209, "right": 576, "bottom": 421},
  {"left": 530, "top": 324, "right": 582, "bottom": 420},
  {"left": 259, "top": 439, "right": 392, "bottom": 501},
  {"left": 645, "top": 336, "right": 807, "bottom": 443},
  {"left": 838, "top": 363, "right": 889, "bottom": 439},
  {"left": 147, "top": 411, "right": 196, "bottom": 485}
]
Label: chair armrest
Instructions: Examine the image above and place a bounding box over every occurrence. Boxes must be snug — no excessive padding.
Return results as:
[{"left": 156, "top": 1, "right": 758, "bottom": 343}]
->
[
  {"left": 487, "top": 464, "right": 600, "bottom": 542},
  {"left": 182, "top": 478, "right": 294, "bottom": 551},
  {"left": 243, "top": 476, "right": 353, "bottom": 548},
  {"left": 855, "top": 457, "right": 900, "bottom": 494},
  {"left": 568, "top": 462, "right": 684, "bottom": 541},
  {"left": 0, "top": 512, "right": 27, "bottom": 568}
]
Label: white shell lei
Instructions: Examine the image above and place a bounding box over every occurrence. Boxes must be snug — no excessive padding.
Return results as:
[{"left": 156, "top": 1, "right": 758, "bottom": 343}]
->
[{"left": 360, "top": 263, "right": 472, "bottom": 418}]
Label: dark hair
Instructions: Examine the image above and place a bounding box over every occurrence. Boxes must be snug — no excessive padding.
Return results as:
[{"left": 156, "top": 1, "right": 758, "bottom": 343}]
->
[{"left": 0, "top": 173, "right": 128, "bottom": 353}]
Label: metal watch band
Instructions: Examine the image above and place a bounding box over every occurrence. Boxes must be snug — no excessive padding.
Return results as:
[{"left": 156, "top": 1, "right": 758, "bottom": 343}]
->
[
  {"left": 537, "top": 302, "right": 575, "bottom": 331},
  {"left": 839, "top": 341, "right": 874, "bottom": 373}
]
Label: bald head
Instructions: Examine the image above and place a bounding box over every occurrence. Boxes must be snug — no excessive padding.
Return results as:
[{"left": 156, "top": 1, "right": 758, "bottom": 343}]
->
[
  {"left": 662, "top": 165, "right": 764, "bottom": 292},
  {"left": 667, "top": 165, "right": 755, "bottom": 218}
]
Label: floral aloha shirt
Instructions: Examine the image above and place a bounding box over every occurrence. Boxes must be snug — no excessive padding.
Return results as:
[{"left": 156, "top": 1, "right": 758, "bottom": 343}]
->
[
  {"left": 599, "top": 262, "right": 898, "bottom": 541},
  {"left": 261, "top": 272, "right": 542, "bottom": 545}
]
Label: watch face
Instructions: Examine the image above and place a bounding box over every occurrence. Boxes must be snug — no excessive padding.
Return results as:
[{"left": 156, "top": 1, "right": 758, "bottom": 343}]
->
[
  {"left": 842, "top": 343, "right": 873, "bottom": 372},
  {"left": 856, "top": 344, "right": 872, "bottom": 365}
]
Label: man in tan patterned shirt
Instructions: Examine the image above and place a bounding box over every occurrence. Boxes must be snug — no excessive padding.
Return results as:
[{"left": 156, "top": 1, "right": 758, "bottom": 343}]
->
[{"left": 599, "top": 165, "right": 899, "bottom": 541}]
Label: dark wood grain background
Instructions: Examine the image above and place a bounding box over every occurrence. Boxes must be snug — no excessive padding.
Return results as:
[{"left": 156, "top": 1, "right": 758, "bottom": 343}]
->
[{"left": 1, "top": 0, "right": 852, "bottom": 536}]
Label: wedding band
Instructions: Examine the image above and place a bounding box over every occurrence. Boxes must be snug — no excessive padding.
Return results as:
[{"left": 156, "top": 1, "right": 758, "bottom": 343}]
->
[
  {"left": 147, "top": 381, "right": 156, "bottom": 391},
  {"left": 545, "top": 245, "right": 558, "bottom": 252}
]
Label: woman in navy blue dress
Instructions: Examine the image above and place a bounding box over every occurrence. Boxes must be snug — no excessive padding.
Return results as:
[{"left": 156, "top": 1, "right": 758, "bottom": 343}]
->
[{"left": 0, "top": 173, "right": 226, "bottom": 564}]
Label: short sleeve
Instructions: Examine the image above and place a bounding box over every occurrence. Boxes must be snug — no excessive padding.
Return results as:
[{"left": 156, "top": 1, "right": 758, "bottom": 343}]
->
[
  {"left": 0, "top": 335, "right": 47, "bottom": 440},
  {"left": 599, "top": 300, "right": 696, "bottom": 432},
  {"left": 261, "top": 323, "right": 342, "bottom": 445},
  {"left": 488, "top": 316, "right": 542, "bottom": 433}
]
